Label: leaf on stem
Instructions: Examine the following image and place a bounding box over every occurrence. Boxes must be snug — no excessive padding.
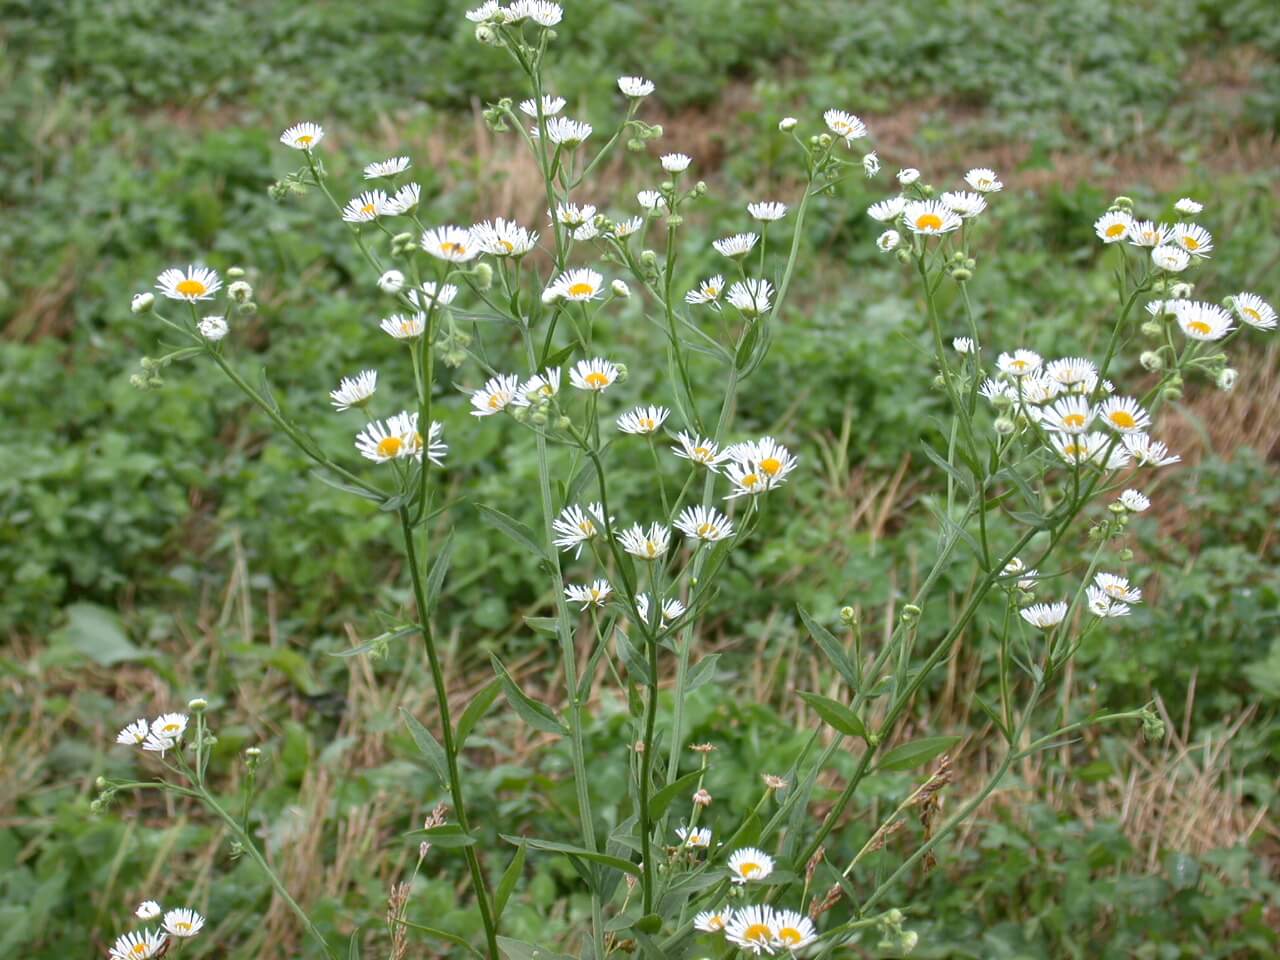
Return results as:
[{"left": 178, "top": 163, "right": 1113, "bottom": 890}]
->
[
  {"left": 491, "top": 654, "right": 568, "bottom": 736},
  {"left": 875, "top": 735, "right": 961, "bottom": 772},
  {"left": 798, "top": 692, "right": 868, "bottom": 741}
]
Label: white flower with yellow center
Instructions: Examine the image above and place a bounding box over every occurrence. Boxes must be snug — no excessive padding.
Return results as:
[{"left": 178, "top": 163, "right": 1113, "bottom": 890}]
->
[
  {"left": 661, "top": 153, "right": 692, "bottom": 173},
  {"left": 156, "top": 265, "right": 221, "bottom": 302},
  {"left": 1123, "top": 433, "right": 1180, "bottom": 467},
  {"left": 964, "top": 167, "right": 1003, "bottom": 192},
  {"left": 867, "top": 195, "right": 907, "bottom": 222},
  {"left": 551, "top": 202, "right": 595, "bottom": 228},
  {"left": 116, "top": 719, "right": 149, "bottom": 746},
  {"left": 672, "top": 432, "right": 727, "bottom": 471},
  {"left": 108, "top": 929, "right": 166, "bottom": 960},
  {"left": 1151, "top": 244, "right": 1190, "bottom": 273},
  {"left": 726, "top": 279, "right": 773, "bottom": 316},
  {"left": 619, "top": 523, "right": 671, "bottom": 560},
  {"left": 685, "top": 275, "right": 725, "bottom": 308},
  {"left": 544, "top": 116, "right": 592, "bottom": 146},
  {"left": 617, "top": 405, "right": 670, "bottom": 435},
  {"left": 471, "top": 374, "right": 522, "bottom": 417},
  {"left": 610, "top": 215, "right": 644, "bottom": 238},
  {"left": 898, "top": 167, "right": 920, "bottom": 185},
  {"left": 1041, "top": 395, "right": 1094, "bottom": 434},
  {"left": 363, "top": 156, "right": 410, "bottom": 180},
  {"left": 1128, "top": 220, "right": 1170, "bottom": 248},
  {"left": 997, "top": 349, "right": 1042, "bottom": 377},
  {"left": 693, "top": 908, "right": 734, "bottom": 933},
  {"left": 1231, "top": 292, "right": 1276, "bottom": 331},
  {"left": 519, "top": 95, "right": 566, "bottom": 117},
  {"left": 341, "top": 190, "right": 391, "bottom": 223},
  {"left": 355, "top": 418, "right": 408, "bottom": 464},
  {"left": 725, "top": 905, "right": 778, "bottom": 955},
  {"left": 877, "top": 230, "right": 900, "bottom": 252},
  {"left": 1097, "top": 396, "right": 1150, "bottom": 434},
  {"left": 279, "top": 122, "right": 324, "bottom": 151},
  {"left": 565, "top": 579, "right": 613, "bottom": 609},
  {"left": 141, "top": 732, "right": 176, "bottom": 754},
  {"left": 713, "top": 233, "right": 759, "bottom": 258},
  {"left": 135, "top": 901, "right": 162, "bottom": 920},
  {"left": 942, "top": 190, "right": 987, "bottom": 218},
  {"left": 330, "top": 370, "right": 378, "bottom": 411},
  {"left": 1017, "top": 375, "right": 1062, "bottom": 406},
  {"left": 823, "top": 109, "right": 867, "bottom": 143},
  {"left": 162, "top": 908, "right": 205, "bottom": 938},
  {"left": 389, "top": 412, "right": 447, "bottom": 465},
  {"left": 422, "top": 225, "right": 478, "bottom": 262},
  {"left": 197, "top": 316, "right": 228, "bottom": 341},
  {"left": 569, "top": 357, "right": 619, "bottom": 392},
  {"left": 388, "top": 183, "right": 421, "bottom": 214},
  {"left": 727, "top": 847, "right": 774, "bottom": 884},
  {"left": 1175, "top": 197, "right": 1203, "bottom": 215},
  {"left": 548, "top": 267, "right": 603, "bottom": 302},
  {"left": 1020, "top": 601, "right": 1067, "bottom": 629},
  {"left": 903, "top": 199, "right": 961, "bottom": 236},
  {"left": 1118, "top": 489, "right": 1150, "bottom": 512},
  {"left": 521, "top": 368, "right": 562, "bottom": 402},
  {"left": 637, "top": 189, "right": 668, "bottom": 212},
  {"left": 1045, "top": 356, "right": 1097, "bottom": 387},
  {"left": 474, "top": 218, "right": 538, "bottom": 257},
  {"left": 552, "top": 503, "right": 608, "bottom": 556},
  {"left": 1087, "top": 584, "right": 1131, "bottom": 618},
  {"left": 676, "top": 826, "right": 712, "bottom": 847},
  {"left": 409, "top": 283, "right": 459, "bottom": 309},
  {"left": 618, "top": 75, "right": 655, "bottom": 97},
  {"left": 1050, "top": 431, "right": 1110, "bottom": 465},
  {"left": 1094, "top": 210, "right": 1133, "bottom": 243},
  {"left": 153, "top": 713, "right": 188, "bottom": 740},
  {"left": 773, "top": 910, "right": 818, "bottom": 950},
  {"left": 1174, "top": 223, "right": 1213, "bottom": 257},
  {"left": 675, "top": 505, "right": 734, "bottom": 542},
  {"left": 1095, "top": 572, "right": 1142, "bottom": 604},
  {"left": 380, "top": 312, "right": 427, "bottom": 340},
  {"left": 1174, "top": 301, "right": 1233, "bottom": 341},
  {"left": 748, "top": 201, "right": 788, "bottom": 221}
]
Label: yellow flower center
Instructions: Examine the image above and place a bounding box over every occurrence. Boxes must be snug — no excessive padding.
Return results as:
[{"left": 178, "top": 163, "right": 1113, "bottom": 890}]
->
[
  {"left": 705, "top": 285, "right": 719, "bottom": 296},
  {"left": 175, "top": 922, "right": 191, "bottom": 932},
  {"left": 585, "top": 371, "right": 610, "bottom": 388},
  {"left": 708, "top": 915, "right": 725, "bottom": 930},
  {"left": 161, "top": 723, "right": 180, "bottom": 733},
  {"left": 739, "top": 862, "right": 760, "bottom": 877},
  {"left": 400, "top": 321, "right": 417, "bottom": 335},
  {"left": 568, "top": 281, "right": 595, "bottom": 297},
  {"left": 297, "top": 134, "right": 313, "bottom": 145},
  {"left": 697, "top": 522, "right": 715, "bottom": 537},
  {"left": 1106, "top": 585, "right": 1126, "bottom": 598},
  {"left": 1182, "top": 235, "right": 1200, "bottom": 250},
  {"left": 1108, "top": 410, "right": 1136, "bottom": 429},
  {"left": 777, "top": 927, "right": 803, "bottom": 945},
  {"left": 760, "top": 457, "right": 782, "bottom": 476},
  {"left": 1064, "top": 443, "right": 1084, "bottom": 458},
  {"left": 500, "top": 239, "right": 515, "bottom": 252},
  {"left": 377, "top": 436, "right": 404, "bottom": 458},
  {"left": 978, "top": 177, "right": 993, "bottom": 188},
  {"left": 361, "top": 202, "right": 376, "bottom": 216},
  {"left": 1063, "top": 413, "right": 1086, "bottom": 429},
  {"left": 1105, "top": 222, "right": 1126, "bottom": 238},
  {"left": 1188, "top": 320, "right": 1211, "bottom": 335},
  {"left": 639, "top": 418, "right": 654, "bottom": 430},
  {"left": 694, "top": 446, "right": 710, "bottom": 458},
  {"left": 1243, "top": 307, "right": 1261, "bottom": 322},
  {"left": 741, "top": 473, "right": 760, "bottom": 488},
  {"left": 915, "top": 213, "right": 943, "bottom": 231},
  {"left": 175, "top": 279, "right": 207, "bottom": 297},
  {"left": 644, "top": 542, "right": 658, "bottom": 557},
  {"left": 488, "top": 394, "right": 502, "bottom": 409},
  {"left": 1011, "top": 359, "right": 1028, "bottom": 370},
  {"left": 743, "top": 923, "right": 771, "bottom": 942},
  {"left": 131, "top": 945, "right": 147, "bottom": 956},
  {"left": 577, "top": 521, "right": 596, "bottom": 535},
  {"left": 441, "top": 241, "right": 467, "bottom": 256}
]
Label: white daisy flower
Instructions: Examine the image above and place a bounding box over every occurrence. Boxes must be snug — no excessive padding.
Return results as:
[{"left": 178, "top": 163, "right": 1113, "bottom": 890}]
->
[
  {"left": 1002, "top": 557, "right": 1039, "bottom": 590},
  {"left": 1087, "top": 584, "right": 1131, "bottom": 618},
  {"left": 564, "top": 579, "right": 613, "bottom": 609},
  {"left": 634, "top": 594, "right": 686, "bottom": 625},
  {"left": 942, "top": 190, "right": 987, "bottom": 218},
  {"left": 473, "top": 218, "right": 538, "bottom": 257},
  {"left": 964, "top": 167, "right": 1003, "bottom": 192},
  {"left": 867, "top": 196, "right": 907, "bottom": 222},
  {"left": 726, "top": 278, "right": 773, "bottom": 316},
  {"left": 378, "top": 269, "right": 405, "bottom": 294},
  {"left": 141, "top": 732, "right": 176, "bottom": 754},
  {"left": 1174, "top": 197, "right": 1203, "bottom": 215},
  {"left": 552, "top": 503, "right": 608, "bottom": 556},
  {"left": 421, "top": 225, "right": 478, "bottom": 262},
  {"left": 773, "top": 909, "right": 818, "bottom": 950},
  {"left": 1020, "top": 601, "right": 1068, "bottom": 628},
  {"left": 520, "top": 368, "right": 562, "bottom": 402},
  {"left": 355, "top": 417, "right": 409, "bottom": 463},
  {"left": 903, "top": 199, "right": 962, "bottom": 235},
  {"left": 341, "top": 190, "right": 391, "bottom": 223},
  {"left": 876, "top": 229, "right": 901, "bottom": 252},
  {"left": 1041, "top": 395, "right": 1094, "bottom": 433},
  {"left": 685, "top": 275, "right": 725, "bottom": 308},
  {"left": 997, "top": 349, "right": 1042, "bottom": 377},
  {"left": 693, "top": 908, "right": 734, "bottom": 933},
  {"left": 569, "top": 357, "right": 619, "bottom": 392},
  {"left": 778, "top": 116, "right": 797, "bottom": 131},
  {"left": 619, "top": 523, "right": 671, "bottom": 560},
  {"left": 897, "top": 167, "right": 920, "bottom": 185},
  {"left": 1152, "top": 244, "right": 1190, "bottom": 272},
  {"left": 862, "top": 151, "right": 880, "bottom": 177},
  {"left": 661, "top": 153, "right": 692, "bottom": 173},
  {"left": 409, "top": 283, "right": 459, "bottom": 309},
  {"left": 363, "top": 156, "right": 410, "bottom": 180},
  {"left": 388, "top": 182, "right": 421, "bottom": 214},
  {"left": 1174, "top": 301, "right": 1233, "bottom": 341},
  {"left": 823, "top": 109, "right": 867, "bottom": 143},
  {"left": 953, "top": 336, "right": 976, "bottom": 354},
  {"left": 617, "top": 405, "right": 670, "bottom": 435},
  {"left": 1017, "top": 374, "right": 1063, "bottom": 406},
  {"left": 551, "top": 202, "right": 595, "bottom": 227},
  {"left": 465, "top": 1, "right": 503, "bottom": 22},
  {"left": 1095, "top": 572, "right": 1142, "bottom": 604},
  {"left": 135, "top": 900, "right": 162, "bottom": 920},
  {"left": 637, "top": 189, "right": 668, "bottom": 212},
  {"left": 570, "top": 222, "right": 598, "bottom": 244},
  {"left": 618, "top": 75, "right": 655, "bottom": 97},
  {"left": 152, "top": 713, "right": 188, "bottom": 739},
  {"left": 1045, "top": 357, "right": 1097, "bottom": 387},
  {"left": 609, "top": 215, "right": 644, "bottom": 238},
  {"left": 386, "top": 412, "right": 446, "bottom": 465},
  {"left": 471, "top": 374, "right": 522, "bottom": 417},
  {"left": 747, "top": 201, "right": 788, "bottom": 221},
  {"left": 727, "top": 847, "right": 774, "bottom": 883},
  {"left": 279, "top": 122, "right": 324, "bottom": 151},
  {"left": 725, "top": 904, "right": 778, "bottom": 955},
  {"left": 676, "top": 826, "right": 712, "bottom": 847},
  {"left": 1123, "top": 433, "right": 1180, "bottom": 467},
  {"left": 544, "top": 116, "right": 592, "bottom": 146},
  {"left": 162, "top": 908, "right": 205, "bottom": 938},
  {"left": 675, "top": 505, "right": 734, "bottom": 542},
  {"left": 1174, "top": 223, "right": 1213, "bottom": 257},
  {"left": 156, "top": 265, "right": 221, "bottom": 302},
  {"left": 116, "top": 719, "right": 149, "bottom": 746},
  {"left": 1127, "top": 220, "right": 1170, "bottom": 248},
  {"left": 1097, "top": 396, "right": 1151, "bottom": 434},
  {"left": 672, "top": 432, "right": 727, "bottom": 471},
  {"left": 1231, "top": 292, "right": 1276, "bottom": 331},
  {"left": 330, "top": 370, "right": 377, "bottom": 411},
  {"left": 108, "top": 929, "right": 166, "bottom": 960},
  {"left": 1050, "top": 431, "right": 1111, "bottom": 465},
  {"left": 979, "top": 378, "right": 1013, "bottom": 403},
  {"left": 379, "top": 312, "right": 426, "bottom": 339},
  {"left": 1118, "top": 489, "right": 1150, "bottom": 512},
  {"left": 510, "top": 0, "right": 562, "bottom": 26},
  {"left": 1094, "top": 210, "right": 1133, "bottom": 243},
  {"left": 713, "top": 232, "right": 759, "bottom": 258},
  {"left": 519, "top": 95, "right": 566, "bottom": 118},
  {"left": 197, "top": 316, "right": 228, "bottom": 341},
  {"left": 549, "top": 268, "right": 604, "bottom": 302}
]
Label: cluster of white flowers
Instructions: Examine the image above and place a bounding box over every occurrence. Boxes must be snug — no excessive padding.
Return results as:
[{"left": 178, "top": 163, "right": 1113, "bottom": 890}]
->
[
  {"left": 115, "top": 712, "right": 188, "bottom": 755},
  {"left": 108, "top": 901, "right": 205, "bottom": 959}
]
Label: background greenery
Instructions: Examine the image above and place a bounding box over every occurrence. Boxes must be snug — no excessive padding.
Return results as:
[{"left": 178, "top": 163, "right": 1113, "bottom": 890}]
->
[{"left": 2, "top": 0, "right": 1278, "bottom": 956}]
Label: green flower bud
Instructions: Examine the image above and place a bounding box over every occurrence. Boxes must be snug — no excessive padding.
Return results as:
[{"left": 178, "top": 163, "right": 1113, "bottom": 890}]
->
[
  {"left": 1160, "top": 385, "right": 1182, "bottom": 403},
  {"left": 1217, "top": 367, "right": 1238, "bottom": 391},
  {"left": 556, "top": 416, "right": 572, "bottom": 430},
  {"left": 994, "top": 416, "right": 1015, "bottom": 436},
  {"left": 951, "top": 267, "right": 972, "bottom": 282},
  {"left": 473, "top": 261, "right": 494, "bottom": 290},
  {"left": 237, "top": 301, "right": 258, "bottom": 316},
  {"left": 228, "top": 280, "right": 253, "bottom": 303},
  {"left": 188, "top": 697, "right": 208, "bottom": 712},
  {"left": 839, "top": 606, "right": 856, "bottom": 624},
  {"left": 475, "top": 23, "right": 499, "bottom": 44},
  {"left": 130, "top": 292, "right": 155, "bottom": 314},
  {"left": 1139, "top": 350, "right": 1162, "bottom": 371},
  {"left": 614, "top": 362, "right": 629, "bottom": 384}
]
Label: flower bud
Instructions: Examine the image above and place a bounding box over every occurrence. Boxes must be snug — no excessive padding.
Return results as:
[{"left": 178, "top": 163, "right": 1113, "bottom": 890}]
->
[
  {"left": 96, "top": 776, "right": 108, "bottom": 789},
  {"left": 473, "top": 262, "right": 493, "bottom": 290},
  {"left": 895, "top": 249, "right": 912, "bottom": 265},
  {"left": 627, "top": 138, "right": 645, "bottom": 151},
  {"left": 994, "top": 416, "right": 1015, "bottom": 436},
  {"left": 614, "top": 362, "right": 629, "bottom": 384},
  {"left": 639, "top": 250, "right": 658, "bottom": 270},
  {"left": 1139, "top": 350, "right": 1162, "bottom": 371},
  {"left": 188, "top": 697, "right": 208, "bottom": 712},
  {"left": 694, "top": 180, "right": 708, "bottom": 196},
  {"left": 932, "top": 374, "right": 946, "bottom": 390},
  {"left": 839, "top": 606, "right": 856, "bottom": 624},
  {"left": 611, "top": 279, "right": 630, "bottom": 298},
  {"left": 237, "top": 301, "right": 257, "bottom": 316},
  {"left": 693, "top": 788, "right": 712, "bottom": 807},
  {"left": 131, "top": 292, "right": 155, "bottom": 314},
  {"left": 1120, "top": 548, "right": 1134, "bottom": 562},
  {"left": 1140, "top": 320, "right": 1162, "bottom": 338},
  {"left": 226, "top": 266, "right": 246, "bottom": 279},
  {"left": 228, "top": 280, "right": 253, "bottom": 303},
  {"left": 1217, "top": 367, "right": 1238, "bottom": 391},
  {"left": 1114, "top": 195, "right": 1135, "bottom": 212},
  {"left": 817, "top": 133, "right": 832, "bottom": 148},
  {"left": 379, "top": 269, "right": 405, "bottom": 294},
  {"left": 556, "top": 416, "right": 572, "bottom": 430},
  {"left": 198, "top": 316, "right": 229, "bottom": 341},
  {"left": 474, "top": 23, "right": 498, "bottom": 44},
  {"left": 951, "top": 267, "right": 972, "bottom": 282},
  {"left": 1170, "top": 282, "right": 1193, "bottom": 299},
  {"left": 1160, "top": 385, "right": 1182, "bottom": 403},
  {"left": 778, "top": 117, "right": 798, "bottom": 131},
  {"left": 900, "top": 603, "right": 922, "bottom": 623},
  {"left": 530, "top": 410, "right": 548, "bottom": 426}
]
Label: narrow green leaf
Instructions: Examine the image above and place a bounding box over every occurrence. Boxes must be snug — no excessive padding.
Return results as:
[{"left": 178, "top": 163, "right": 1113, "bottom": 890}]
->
[
  {"left": 476, "top": 504, "right": 547, "bottom": 559},
  {"left": 649, "top": 768, "right": 704, "bottom": 820},
  {"left": 404, "top": 823, "right": 477, "bottom": 848},
  {"left": 456, "top": 679, "right": 501, "bottom": 747},
  {"left": 347, "top": 931, "right": 361, "bottom": 960},
  {"left": 501, "top": 834, "right": 641, "bottom": 876},
  {"left": 876, "top": 735, "right": 962, "bottom": 772},
  {"left": 495, "top": 840, "right": 526, "bottom": 919},
  {"left": 523, "top": 616, "right": 560, "bottom": 636},
  {"left": 685, "top": 653, "right": 721, "bottom": 691},
  {"left": 491, "top": 655, "right": 568, "bottom": 736},
  {"left": 734, "top": 320, "right": 761, "bottom": 370},
  {"left": 396, "top": 920, "right": 483, "bottom": 957},
  {"left": 401, "top": 708, "right": 449, "bottom": 786},
  {"left": 329, "top": 624, "right": 419, "bottom": 658},
  {"left": 310, "top": 468, "right": 383, "bottom": 503},
  {"left": 798, "top": 692, "right": 867, "bottom": 740},
  {"left": 797, "top": 606, "right": 859, "bottom": 690},
  {"left": 424, "top": 528, "right": 456, "bottom": 614}
]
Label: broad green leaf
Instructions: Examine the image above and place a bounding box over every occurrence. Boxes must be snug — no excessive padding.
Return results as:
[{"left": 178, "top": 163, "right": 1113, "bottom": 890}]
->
[
  {"left": 401, "top": 708, "right": 449, "bottom": 786},
  {"left": 649, "top": 768, "right": 705, "bottom": 820},
  {"left": 491, "top": 655, "right": 568, "bottom": 737},
  {"left": 456, "top": 679, "right": 500, "bottom": 747},
  {"left": 476, "top": 504, "right": 547, "bottom": 559},
  {"left": 797, "top": 606, "right": 858, "bottom": 690},
  {"left": 798, "top": 692, "right": 867, "bottom": 740},
  {"left": 50, "top": 603, "right": 144, "bottom": 667}
]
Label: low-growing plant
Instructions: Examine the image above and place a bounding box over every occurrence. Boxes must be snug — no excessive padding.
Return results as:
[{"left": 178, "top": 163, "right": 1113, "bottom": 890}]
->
[{"left": 94, "top": 3, "right": 1275, "bottom": 958}]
